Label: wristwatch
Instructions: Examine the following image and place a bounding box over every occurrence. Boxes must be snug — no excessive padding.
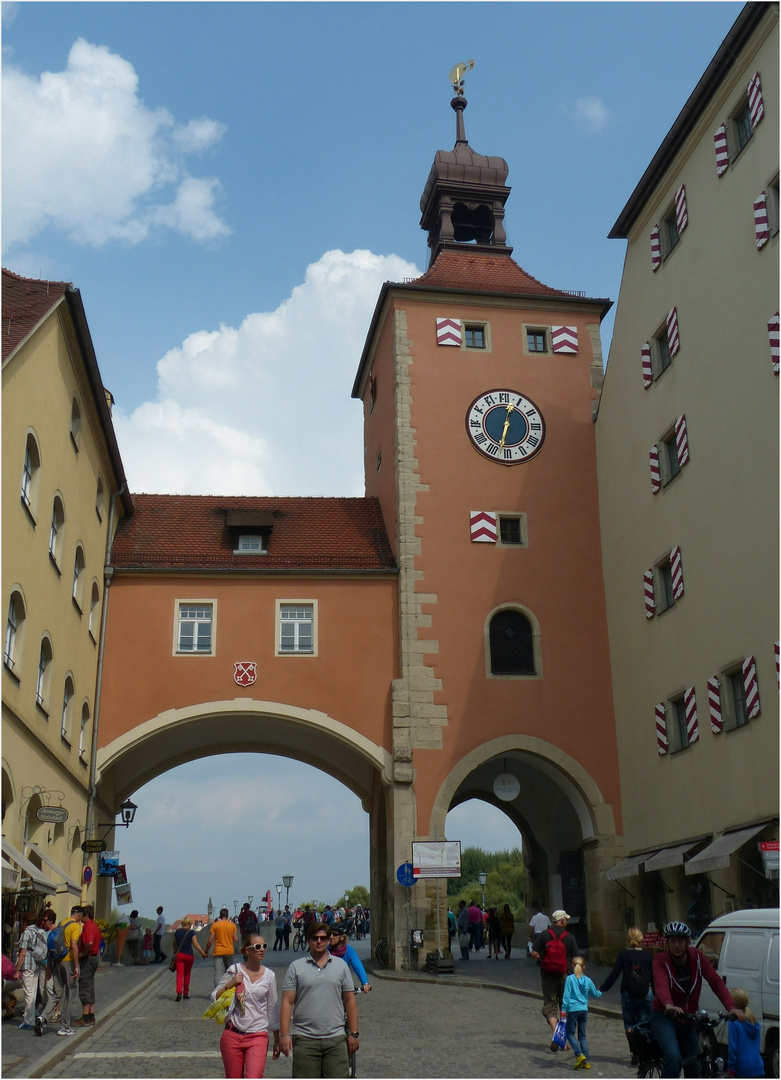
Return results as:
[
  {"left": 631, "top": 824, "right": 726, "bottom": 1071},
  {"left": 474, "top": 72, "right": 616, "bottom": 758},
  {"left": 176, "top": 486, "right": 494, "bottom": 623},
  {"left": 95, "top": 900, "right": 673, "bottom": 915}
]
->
[{"left": 349, "top": 1031, "right": 359, "bottom": 1038}]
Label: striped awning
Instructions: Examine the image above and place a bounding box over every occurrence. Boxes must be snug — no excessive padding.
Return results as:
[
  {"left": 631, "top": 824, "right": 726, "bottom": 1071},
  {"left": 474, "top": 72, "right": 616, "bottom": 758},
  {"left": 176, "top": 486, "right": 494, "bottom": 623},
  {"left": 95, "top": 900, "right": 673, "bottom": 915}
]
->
[{"left": 1, "top": 838, "right": 57, "bottom": 892}]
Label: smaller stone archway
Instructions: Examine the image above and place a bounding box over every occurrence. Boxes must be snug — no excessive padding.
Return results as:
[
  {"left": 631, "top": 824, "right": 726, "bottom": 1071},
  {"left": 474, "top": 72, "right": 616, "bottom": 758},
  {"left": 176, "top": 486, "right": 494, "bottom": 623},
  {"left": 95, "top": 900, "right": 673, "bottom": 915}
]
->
[{"left": 428, "top": 736, "right": 624, "bottom": 956}]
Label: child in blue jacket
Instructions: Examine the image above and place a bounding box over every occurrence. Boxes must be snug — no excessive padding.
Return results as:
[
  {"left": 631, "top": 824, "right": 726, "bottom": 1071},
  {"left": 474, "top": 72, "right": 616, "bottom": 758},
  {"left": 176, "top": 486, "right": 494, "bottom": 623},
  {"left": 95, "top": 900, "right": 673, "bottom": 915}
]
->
[
  {"left": 727, "top": 988, "right": 765, "bottom": 1077},
  {"left": 562, "top": 956, "right": 602, "bottom": 1070}
]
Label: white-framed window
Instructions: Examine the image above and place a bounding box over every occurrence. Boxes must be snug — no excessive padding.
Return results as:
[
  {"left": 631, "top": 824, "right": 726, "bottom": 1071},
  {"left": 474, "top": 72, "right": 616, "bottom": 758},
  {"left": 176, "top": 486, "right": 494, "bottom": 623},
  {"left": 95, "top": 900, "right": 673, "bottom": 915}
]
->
[
  {"left": 95, "top": 477, "right": 106, "bottom": 522},
  {"left": 61, "top": 675, "right": 74, "bottom": 742},
  {"left": 70, "top": 395, "right": 82, "bottom": 451},
  {"left": 5, "top": 590, "right": 26, "bottom": 675},
  {"left": 175, "top": 601, "right": 216, "bottom": 655},
  {"left": 277, "top": 601, "right": 317, "bottom": 656},
  {"left": 21, "top": 432, "right": 41, "bottom": 518},
  {"left": 49, "top": 495, "right": 65, "bottom": 570},
  {"left": 233, "top": 534, "right": 267, "bottom": 554},
  {"left": 72, "top": 545, "right": 86, "bottom": 611},
  {"left": 88, "top": 581, "right": 101, "bottom": 642},
  {"left": 79, "top": 702, "right": 90, "bottom": 761},
  {"left": 36, "top": 636, "right": 53, "bottom": 714}
]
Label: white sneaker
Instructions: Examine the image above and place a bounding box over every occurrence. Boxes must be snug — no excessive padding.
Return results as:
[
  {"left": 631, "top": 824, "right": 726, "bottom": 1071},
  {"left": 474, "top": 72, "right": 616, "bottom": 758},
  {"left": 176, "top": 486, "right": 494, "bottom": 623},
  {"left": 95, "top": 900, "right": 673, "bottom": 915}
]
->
[{"left": 56, "top": 1027, "right": 77, "bottom": 1037}]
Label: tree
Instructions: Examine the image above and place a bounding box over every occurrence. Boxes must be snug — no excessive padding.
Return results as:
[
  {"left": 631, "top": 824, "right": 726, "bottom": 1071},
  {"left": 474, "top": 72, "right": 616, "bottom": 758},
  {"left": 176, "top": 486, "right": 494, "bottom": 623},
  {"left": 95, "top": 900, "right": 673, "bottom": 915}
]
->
[
  {"left": 336, "top": 885, "right": 369, "bottom": 908},
  {"left": 447, "top": 846, "right": 525, "bottom": 919}
]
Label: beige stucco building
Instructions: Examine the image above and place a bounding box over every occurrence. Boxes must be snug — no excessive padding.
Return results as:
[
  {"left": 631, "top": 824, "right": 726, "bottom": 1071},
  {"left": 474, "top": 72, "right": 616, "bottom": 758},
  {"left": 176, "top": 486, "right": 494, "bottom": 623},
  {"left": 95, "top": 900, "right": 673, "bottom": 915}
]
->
[
  {"left": 2, "top": 270, "right": 131, "bottom": 919},
  {"left": 596, "top": 3, "right": 779, "bottom": 934}
]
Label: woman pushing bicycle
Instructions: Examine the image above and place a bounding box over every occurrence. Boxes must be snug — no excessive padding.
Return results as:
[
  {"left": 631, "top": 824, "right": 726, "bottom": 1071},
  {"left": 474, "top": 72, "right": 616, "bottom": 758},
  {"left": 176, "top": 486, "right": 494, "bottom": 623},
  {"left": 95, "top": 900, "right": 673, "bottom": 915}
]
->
[{"left": 649, "top": 921, "right": 744, "bottom": 1078}]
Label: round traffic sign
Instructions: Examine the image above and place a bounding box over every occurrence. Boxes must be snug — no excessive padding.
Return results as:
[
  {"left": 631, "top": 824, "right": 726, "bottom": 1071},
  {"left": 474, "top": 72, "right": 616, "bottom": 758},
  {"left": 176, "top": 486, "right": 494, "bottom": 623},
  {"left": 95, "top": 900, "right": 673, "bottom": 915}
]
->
[
  {"left": 396, "top": 862, "right": 416, "bottom": 888},
  {"left": 83, "top": 866, "right": 93, "bottom": 884}
]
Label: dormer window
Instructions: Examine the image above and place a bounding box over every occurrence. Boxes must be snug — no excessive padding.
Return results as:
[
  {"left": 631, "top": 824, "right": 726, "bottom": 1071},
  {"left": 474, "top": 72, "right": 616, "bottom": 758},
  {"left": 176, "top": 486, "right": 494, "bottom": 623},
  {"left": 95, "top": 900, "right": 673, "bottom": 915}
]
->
[
  {"left": 235, "top": 534, "right": 267, "bottom": 554},
  {"left": 225, "top": 509, "right": 274, "bottom": 554}
]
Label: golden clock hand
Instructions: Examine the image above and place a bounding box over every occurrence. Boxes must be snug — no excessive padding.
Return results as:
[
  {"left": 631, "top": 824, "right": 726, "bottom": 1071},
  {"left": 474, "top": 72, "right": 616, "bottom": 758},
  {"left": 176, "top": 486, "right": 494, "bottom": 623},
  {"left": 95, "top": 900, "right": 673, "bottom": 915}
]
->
[{"left": 499, "top": 404, "right": 515, "bottom": 447}]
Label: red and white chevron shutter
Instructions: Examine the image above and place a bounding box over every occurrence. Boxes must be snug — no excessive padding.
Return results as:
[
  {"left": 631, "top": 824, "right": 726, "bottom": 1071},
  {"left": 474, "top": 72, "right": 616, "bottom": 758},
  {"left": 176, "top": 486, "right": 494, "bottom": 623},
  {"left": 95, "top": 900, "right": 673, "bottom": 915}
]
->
[
  {"left": 656, "top": 703, "right": 668, "bottom": 755},
  {"left": 670, "top": 546, "right": 684, "bottom": 599},
  {"left": 675, "top": 185, "right": 688, "bottom": 233},
  {"left": 754, "top": 192, "right": 769, "bottom": 250},
  {"left": 650, "top": 445, "right": 661, "bottom": 494},
  {"left": 713, "top": 125, "right": 729, "bottom": 177},
  {"left": 641, "top": 342, "right": 653, "bottom": 389},
  {"left": 675, "top": 415, "right": 689, "bottom": 466},
  {"left": 769, "top": 313, "right": 780, "bottom": 375},
  {"left": 742, "top": 656, "right": 761, "bottom": 719},
  {"left": 551, "top": 326, "right": 578, "bottom": 353},
  {"left": 650, "top": 226, "right": 661, "bottom": 271},
  {"left": 436, "top": 318, "right": 462, "bottom": 346},
  {"left": 747, "top": 71, "right": 764, "bottom": 128},
  {"left": 470, "top": 511, "right": 497, "bottom": 543},
  {"left": 667, "top": 307, "right": 680, "bottom": 356},
  {"left": 775, "top": 641, "right": 780, "bottom": 685},
  {"left": 644, "top": 569, "right": 656, "bottom": 619},
  {"left": 684, "top": 687, "right": 699, "bottom": 744},
  {"left": 707, "top": 677, "right": 723, "bottom": 734}
]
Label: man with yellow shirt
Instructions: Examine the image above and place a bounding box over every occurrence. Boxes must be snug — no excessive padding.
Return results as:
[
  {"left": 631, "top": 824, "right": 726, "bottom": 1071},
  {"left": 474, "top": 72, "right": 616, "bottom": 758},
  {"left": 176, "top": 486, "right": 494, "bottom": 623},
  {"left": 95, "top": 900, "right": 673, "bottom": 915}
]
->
[
  {"left": 56, "top": 906, "right": 84, "bottom": 1037},
  {"left": 205, "top": 908, "right": 238, "bottom": 986}
]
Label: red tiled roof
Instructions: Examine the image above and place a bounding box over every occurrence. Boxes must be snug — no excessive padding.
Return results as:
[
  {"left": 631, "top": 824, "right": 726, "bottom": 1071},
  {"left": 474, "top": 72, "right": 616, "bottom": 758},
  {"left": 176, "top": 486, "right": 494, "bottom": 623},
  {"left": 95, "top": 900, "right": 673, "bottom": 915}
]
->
[
  {"left": 111, "top": 495, "right": 397, "bottom": 572},
  {"left": 2, "top": 268, "right": 72, "bottom": 362},
  {"left": 408, "top": 249, "right": 570, "bottom": 297}
]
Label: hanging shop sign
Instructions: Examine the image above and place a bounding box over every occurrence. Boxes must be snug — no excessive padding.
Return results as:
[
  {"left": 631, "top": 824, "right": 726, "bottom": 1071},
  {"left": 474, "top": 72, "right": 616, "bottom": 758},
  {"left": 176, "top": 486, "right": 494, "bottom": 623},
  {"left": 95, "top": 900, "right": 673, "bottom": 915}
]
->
[
  {"left": 36, "top": 806, "right": 68, "bottom": 823},
  {"left": 98, "top": 850, "right": 120, "bottom": 876},
  {"left": 81, "top": 839, "right": 107, "bottom": 853}
]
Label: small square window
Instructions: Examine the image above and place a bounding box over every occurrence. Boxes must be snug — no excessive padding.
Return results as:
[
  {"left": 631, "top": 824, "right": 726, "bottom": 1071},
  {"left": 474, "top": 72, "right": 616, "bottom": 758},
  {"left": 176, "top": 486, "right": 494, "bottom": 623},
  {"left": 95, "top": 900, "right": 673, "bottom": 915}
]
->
[
  {"left": 464, "top": 325, "right": 486, "bottom": 349},
  {"left": 498, "top": 515, "right": 526, "bottom": 546},
  {"left": 177, "top": 603, "right": 214, "bottom": 654},
  {"left": 527, "top": 329, "right": 547, "bottom": 353},
  {"left": 235, "top": 534, "right": 266, "bottom": 554}
]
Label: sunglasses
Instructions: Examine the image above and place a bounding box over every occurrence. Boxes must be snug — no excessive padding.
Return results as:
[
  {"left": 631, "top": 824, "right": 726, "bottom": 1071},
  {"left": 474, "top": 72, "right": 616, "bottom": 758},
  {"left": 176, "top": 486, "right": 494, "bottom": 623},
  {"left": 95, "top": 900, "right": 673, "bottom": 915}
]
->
[
  {"left": 310, "top": 935, "right": 329, "bottom": 942},
  {"left": 245, "top": 943, "right": 267, "bottom": 952}
]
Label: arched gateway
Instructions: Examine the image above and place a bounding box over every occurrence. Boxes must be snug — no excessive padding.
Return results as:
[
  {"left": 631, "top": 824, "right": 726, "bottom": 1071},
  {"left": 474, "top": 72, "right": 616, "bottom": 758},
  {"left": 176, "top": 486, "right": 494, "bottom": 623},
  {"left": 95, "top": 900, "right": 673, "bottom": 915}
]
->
[{"left": 96, "top": 88, "right": 626, "bottom": 964}]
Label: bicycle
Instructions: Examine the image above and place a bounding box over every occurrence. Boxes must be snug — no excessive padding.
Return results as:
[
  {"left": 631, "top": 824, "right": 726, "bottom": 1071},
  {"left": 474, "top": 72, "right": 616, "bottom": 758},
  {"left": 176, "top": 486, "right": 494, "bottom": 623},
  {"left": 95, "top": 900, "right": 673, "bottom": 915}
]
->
[
  {"left": 373, "top": 937, "right": 389, "bottom": 968},
  {"left": 633, "top": 1010, "right": 732, "bottom": 1078},
  {"left": 292, "top": 924, "right": 305, "bottom": 952}
]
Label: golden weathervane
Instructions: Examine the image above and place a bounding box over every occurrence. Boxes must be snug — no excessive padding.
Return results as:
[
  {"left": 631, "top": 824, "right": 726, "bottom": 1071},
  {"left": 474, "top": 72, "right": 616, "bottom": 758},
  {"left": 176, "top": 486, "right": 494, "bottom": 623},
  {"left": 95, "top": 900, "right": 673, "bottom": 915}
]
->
[{"left": 449, "top": 60, "right": 475, "bottom": 97}]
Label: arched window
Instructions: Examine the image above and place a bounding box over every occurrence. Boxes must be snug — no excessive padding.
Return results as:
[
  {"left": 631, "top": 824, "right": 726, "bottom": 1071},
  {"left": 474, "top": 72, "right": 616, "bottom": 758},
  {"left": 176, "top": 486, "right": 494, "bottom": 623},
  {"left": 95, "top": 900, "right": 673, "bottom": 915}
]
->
[
  {"left": 489, "top": 609, "right": 535, "bottom": 675},
  {"left": 4, "top": 590, "right": 26, "bottom": 674},
  {"left": 21, "top": 432, "right": 41, "bottom": 516},
  {"left": 61, "top": 675, "right": 75, "bottom": 741},
  {"left": 36, "top": 637, "right": 53, "bottom": 713},
  {"left": 79, "top": 701, "right": 91, "bottom": 760},
  {"left": 88, "top": 581, "right": 101, "bottom": 641},
  {"left": 70, "top": 396, "right": 82, "bottom": 450},
  {"left": 95, "top": 477, "right": 105, "bottom": 522},
  {"left": 72, "top": 545, "right": 86, "bottom": 611},
  {"left": 49, "top": 495, "right": 65, "bottom": 569}
]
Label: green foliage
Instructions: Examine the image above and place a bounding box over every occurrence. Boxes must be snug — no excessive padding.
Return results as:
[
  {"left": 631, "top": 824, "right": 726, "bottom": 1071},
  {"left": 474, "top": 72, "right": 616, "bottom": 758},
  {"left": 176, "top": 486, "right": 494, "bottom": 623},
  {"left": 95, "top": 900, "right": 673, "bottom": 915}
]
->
[
  {"left": 447, "top": 846, "right": 525, "bottom": 920},
  {"left": 336, "top": 885, "right": 369, "bottom": 909}
]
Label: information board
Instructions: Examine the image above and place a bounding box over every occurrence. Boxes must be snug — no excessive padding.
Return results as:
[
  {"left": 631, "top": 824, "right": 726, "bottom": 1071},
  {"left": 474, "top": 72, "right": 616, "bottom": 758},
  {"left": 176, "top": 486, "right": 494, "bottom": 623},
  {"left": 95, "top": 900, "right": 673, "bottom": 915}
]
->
[{"left": 412, "top": 840, "right": 461, "bottom": 878}]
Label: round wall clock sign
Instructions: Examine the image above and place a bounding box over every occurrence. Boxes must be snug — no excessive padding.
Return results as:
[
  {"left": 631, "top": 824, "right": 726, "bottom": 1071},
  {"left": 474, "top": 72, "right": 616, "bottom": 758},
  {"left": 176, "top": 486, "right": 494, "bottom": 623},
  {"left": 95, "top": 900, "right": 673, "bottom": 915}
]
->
[{"left": 466, "top": 389, "right": 545, "bottom": 464}]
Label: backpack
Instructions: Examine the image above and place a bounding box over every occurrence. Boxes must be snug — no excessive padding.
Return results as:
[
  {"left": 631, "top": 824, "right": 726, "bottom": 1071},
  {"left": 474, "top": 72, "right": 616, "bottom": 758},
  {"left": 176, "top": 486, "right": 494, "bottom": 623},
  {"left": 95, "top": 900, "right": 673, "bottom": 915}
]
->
[
  {"left": 541, "top": 928, "right": 569, "bottom": 973},
  {"left": 48, "top": 919, "right": 75, "bottom": 962},
  {"left": 29, "top": 927, "right": 48, "bottom": 965},
  {"left": 626, "top": 958, "right": 650, "bottom": 997}
]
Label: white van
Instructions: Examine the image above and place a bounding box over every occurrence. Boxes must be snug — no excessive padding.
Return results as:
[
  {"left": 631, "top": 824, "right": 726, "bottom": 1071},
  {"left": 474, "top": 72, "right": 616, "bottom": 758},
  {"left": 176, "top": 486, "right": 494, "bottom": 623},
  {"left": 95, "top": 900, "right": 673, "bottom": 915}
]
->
[{"left": 696, "top": 909, "right": 779, "bottom": 1078}]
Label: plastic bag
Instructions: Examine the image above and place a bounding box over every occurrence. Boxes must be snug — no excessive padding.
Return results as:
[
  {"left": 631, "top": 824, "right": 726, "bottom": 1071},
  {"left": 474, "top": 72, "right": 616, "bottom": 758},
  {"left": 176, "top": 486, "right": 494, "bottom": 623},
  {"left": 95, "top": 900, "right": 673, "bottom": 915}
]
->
[
  {"left": 553, "top": 1017, "right": 568, "bottom": 1049},
  {"left": 202, "top": 988, "right": 235, "bottom": 1024}
]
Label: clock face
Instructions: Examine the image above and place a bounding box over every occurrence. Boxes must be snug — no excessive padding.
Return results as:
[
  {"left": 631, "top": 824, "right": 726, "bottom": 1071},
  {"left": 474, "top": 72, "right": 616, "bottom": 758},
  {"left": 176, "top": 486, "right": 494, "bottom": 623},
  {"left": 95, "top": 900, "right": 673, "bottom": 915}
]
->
[{"left": 465, "top": 389, "right": 545, "bottom": 464}]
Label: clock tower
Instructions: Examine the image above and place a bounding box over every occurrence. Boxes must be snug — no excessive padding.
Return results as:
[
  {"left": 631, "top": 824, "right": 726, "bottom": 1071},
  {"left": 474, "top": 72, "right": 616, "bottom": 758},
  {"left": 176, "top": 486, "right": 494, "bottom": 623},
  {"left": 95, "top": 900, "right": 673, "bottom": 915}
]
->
[{"left": 353, "top": 76, "right": 625, "bottom": 962}]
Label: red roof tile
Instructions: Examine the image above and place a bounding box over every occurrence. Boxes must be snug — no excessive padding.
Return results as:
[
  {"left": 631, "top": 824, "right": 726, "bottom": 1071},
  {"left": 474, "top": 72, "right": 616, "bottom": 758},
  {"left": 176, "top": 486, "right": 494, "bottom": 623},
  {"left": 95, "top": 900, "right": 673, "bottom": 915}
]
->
[
  {"left": 111, "top": 495, "right": 397, "bottom": 573},
  {"left": 408, "top": 249, "right": 571, "bottom": 297},
  {"left": 2, "top": 268, "right": 71, "bottom": 362}
]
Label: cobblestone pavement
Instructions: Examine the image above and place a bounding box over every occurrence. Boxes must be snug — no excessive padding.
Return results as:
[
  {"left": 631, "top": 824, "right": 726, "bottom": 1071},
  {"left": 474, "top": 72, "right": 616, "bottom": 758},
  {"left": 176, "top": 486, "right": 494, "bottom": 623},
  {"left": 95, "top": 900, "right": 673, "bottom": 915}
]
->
[{"left": 37, "top": 942, "right": 637, "bottom": 1080}]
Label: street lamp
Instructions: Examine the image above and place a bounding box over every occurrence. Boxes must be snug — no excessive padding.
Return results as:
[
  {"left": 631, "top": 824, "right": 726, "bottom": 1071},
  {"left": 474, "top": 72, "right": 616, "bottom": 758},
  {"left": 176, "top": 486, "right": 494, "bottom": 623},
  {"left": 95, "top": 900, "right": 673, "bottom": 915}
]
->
[
  {"left": 477, "top": 871, "right": 487, "bottom": 911},
  {"left": 248, "top": 895, "right": 254, "bottom": 907},
  {"left": 233, "top": 900, "right": 238, "bottom": 918},
  {"left": 276, "top": 884, "right": 282, "bottom": 911},
  {"left": 282, "top": 875, "right": 293, "bottom": 906}
]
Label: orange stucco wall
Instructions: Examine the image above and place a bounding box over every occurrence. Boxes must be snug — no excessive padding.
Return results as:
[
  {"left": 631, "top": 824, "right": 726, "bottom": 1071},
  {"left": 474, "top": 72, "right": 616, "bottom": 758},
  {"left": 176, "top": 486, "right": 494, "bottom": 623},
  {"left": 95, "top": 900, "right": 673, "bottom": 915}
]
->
[
  {"left": 99, "top": 574, "right": 398, "bottom": 751},
  {"left": 364, "top": 294, "right": 622, "bottom": 836}
]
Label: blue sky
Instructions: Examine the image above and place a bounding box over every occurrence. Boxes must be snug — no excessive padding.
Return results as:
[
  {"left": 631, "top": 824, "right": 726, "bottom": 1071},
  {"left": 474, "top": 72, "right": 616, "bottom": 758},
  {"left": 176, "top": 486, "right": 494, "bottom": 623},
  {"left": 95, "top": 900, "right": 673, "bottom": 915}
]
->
[{"left": 3, "top": 1, "right": 743, "bottom": 919}]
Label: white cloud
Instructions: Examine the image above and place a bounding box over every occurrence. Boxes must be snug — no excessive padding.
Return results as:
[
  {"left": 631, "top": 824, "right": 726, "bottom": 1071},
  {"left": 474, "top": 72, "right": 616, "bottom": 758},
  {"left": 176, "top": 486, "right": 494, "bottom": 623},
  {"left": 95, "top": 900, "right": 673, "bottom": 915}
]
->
[
  {"left": 115, "top": 248, "right": 421, "bottom": 497},
  {"left": 2, "top": 38, "right": 229, "bottom": 250},
  {"left": 573, "top": 96, "right": 610, "bottom": 134}
]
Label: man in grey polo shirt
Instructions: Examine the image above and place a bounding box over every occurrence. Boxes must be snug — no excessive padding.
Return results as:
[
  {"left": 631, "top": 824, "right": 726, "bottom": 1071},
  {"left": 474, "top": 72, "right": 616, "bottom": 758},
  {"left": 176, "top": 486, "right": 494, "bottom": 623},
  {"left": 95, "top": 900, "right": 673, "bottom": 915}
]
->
[{"left": 279, "top": 920, "right": 359, "bottom": 1078}]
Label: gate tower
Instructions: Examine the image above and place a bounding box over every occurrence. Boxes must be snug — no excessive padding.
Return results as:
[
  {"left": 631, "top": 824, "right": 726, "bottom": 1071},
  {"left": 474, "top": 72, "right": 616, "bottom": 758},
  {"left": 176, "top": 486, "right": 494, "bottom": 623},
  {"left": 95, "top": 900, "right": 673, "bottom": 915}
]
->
[{"left": 353, "top": 76, "right": 626, "bottom": 962}]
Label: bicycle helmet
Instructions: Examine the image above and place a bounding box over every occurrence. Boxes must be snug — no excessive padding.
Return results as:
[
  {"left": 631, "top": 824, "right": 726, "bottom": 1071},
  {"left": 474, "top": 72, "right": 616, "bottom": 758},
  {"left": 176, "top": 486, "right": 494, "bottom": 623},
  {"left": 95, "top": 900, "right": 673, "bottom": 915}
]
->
[{"left": 664, "top": 920, "right": 691, "bottom": 937}]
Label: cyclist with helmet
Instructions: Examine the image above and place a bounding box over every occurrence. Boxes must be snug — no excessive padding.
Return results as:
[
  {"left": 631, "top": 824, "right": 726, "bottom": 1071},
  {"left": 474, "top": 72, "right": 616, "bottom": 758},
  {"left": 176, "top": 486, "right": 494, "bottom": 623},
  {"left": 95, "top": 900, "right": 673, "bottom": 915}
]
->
[
  {"left": 328, "top": 925, "right": 371, "bottom": 993},
  {"left": 649, "top": 921, "right": 744, "bottom": 1078}
]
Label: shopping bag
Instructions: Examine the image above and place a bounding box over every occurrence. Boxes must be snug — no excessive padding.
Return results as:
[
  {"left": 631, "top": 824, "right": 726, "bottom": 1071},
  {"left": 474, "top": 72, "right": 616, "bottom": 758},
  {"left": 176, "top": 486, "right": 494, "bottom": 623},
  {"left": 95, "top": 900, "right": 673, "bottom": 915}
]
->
[
  {"left": 552, "top": 1018, "right": 568, "bottom": 1049},
  {"left": 202, "top": 988, "right": 235, "bottom": 1024}
]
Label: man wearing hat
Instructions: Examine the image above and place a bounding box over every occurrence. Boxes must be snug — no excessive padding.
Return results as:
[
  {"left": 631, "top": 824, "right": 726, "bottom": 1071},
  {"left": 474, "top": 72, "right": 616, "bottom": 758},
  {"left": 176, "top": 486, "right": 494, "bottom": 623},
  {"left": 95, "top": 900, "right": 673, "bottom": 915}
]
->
[{"left": 531, "top": 909, "right": 578, "bottom": 1052}]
